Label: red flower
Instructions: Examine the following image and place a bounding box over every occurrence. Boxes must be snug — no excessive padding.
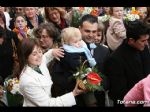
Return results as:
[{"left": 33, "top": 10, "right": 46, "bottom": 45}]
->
[
  {"left": 87, "top": 72, "right": 102, "bottom": 85},
  {"left": 90, "top": 9, "right": 99, "bottom": 16}
]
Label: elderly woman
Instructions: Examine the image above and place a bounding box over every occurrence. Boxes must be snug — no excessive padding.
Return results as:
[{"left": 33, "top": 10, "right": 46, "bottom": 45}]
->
[
  {"left": 44, "top": 7, "right": 69, "bottom": 34},
  {"left": 24, "top": 7, "right": 44, "bottom": 29},
  {"left": 33, "top": 22, "right": 60, "bottom": 53}
]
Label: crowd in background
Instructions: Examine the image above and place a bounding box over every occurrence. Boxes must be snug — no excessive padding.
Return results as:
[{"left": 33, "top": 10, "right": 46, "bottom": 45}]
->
[{"left": 0, "top": 7, "right": 150, "bottom": 107}]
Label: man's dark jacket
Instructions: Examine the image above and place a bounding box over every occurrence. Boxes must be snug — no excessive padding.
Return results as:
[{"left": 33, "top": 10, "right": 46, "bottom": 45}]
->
[{"left": 103, "top": 41, "right": 150, "bottom": 106}]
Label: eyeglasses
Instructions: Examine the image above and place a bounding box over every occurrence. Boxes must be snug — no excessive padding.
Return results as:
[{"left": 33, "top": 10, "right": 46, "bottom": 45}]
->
[{"left": 49, "top": 11, "right": 59, "bottom": 17}]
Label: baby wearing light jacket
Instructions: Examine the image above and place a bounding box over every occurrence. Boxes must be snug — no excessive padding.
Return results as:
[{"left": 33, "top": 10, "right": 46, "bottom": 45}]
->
[{"left": 106, "top": 7, "right": 126, "bottom": 51}]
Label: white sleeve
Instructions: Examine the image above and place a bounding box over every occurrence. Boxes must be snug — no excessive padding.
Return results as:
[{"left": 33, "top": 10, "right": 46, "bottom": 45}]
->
[
  {"left": 42, "top": 49, "right": 54, "bottom": 65},
  {"left": 21, "top": 80, "right": 76, "bottom": 107}
]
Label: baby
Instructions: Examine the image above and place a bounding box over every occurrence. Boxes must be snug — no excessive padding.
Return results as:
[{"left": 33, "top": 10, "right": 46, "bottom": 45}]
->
[
  {"left": 61, "top": 27, "right": 96, "bottom": 67},
  {"left": 51, "top": 27, "right": 97, "bottom": 106},
  {"left": 106, "top": 7, "right": 126, "bottom": 51}
]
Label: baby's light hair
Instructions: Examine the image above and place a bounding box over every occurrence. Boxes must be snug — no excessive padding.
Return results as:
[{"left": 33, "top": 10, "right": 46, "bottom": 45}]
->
[{"left": 61, "top": 27, "right": 81, "bottom": 45}]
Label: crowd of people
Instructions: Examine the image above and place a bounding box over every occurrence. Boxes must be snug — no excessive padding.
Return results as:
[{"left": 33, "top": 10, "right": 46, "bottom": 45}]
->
[{"left": 0, "top": 7, "right": 150, "bottom": 107}]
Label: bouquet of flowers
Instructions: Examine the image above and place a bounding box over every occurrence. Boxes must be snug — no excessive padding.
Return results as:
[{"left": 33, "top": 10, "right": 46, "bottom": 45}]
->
[
  {"left": 71, "top": 7, "right": 99, "bottom": 27},
  {"left": 98, "top": 15, "right": 110, "bottom": 23},
  {"left": 4, "top": 76, "right": 23, "bottom": 106},
  {"left": 73, "top": 61, "right": 104, "bottom": 92},
  {"left": 124, "top": 7, "right": 140, "bottom": 22},
  {"left": 124, "top": 13, "right": 140, "bottom": 22},
  {"left": 4, "top": 77, "right": 20, "bottom": 95}
]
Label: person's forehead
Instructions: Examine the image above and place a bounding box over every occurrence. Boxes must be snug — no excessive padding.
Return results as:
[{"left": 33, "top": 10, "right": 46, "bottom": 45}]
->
[
  {"left": 49, "top": 9, "right": 59, "bottom": 14},
  {"left": 32, "top": 46, "right": 41, "bottom": 53},
  {"left": 139, "top": 34, "right": 149, "bottom": 40},
  {"left": 16, "top": 16, "right": 25, "bottom": 20},
  {"left": 82, "top": 21, "right": 98, "bottom": 28},
  {"left": 15, "top": 7, "right": 23, "bottom": 9},
  {"left": 135, "top": 35, "right": 149, "bottom": 42},
  {"left": 41, "top": 29, "right": 49, "bottom": 34},
  {"left": 25, "top": 7, "right": 36, "bottom": 10}
]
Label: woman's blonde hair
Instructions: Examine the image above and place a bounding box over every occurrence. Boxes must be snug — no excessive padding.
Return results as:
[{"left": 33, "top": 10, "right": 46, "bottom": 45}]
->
[
  {"left": 44, "top": 7, "right": 66, "bottom": 22},
  {"left": 61, "top": 27, "right": 81, "bottom": 45}
]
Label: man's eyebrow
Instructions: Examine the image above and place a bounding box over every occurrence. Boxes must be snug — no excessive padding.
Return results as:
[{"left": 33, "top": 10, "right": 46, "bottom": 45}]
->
[{"left": 84, "top": 29, "right": 97, "bottom": 32}]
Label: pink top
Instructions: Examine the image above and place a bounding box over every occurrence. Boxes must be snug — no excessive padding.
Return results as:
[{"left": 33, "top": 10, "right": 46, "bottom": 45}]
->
[{"left": 123, "top": 74, "right": 150, "bottom": 107}]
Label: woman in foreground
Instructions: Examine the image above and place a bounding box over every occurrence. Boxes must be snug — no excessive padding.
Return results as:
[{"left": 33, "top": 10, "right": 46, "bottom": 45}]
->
[{"left": 18, "top": 38, "right": 84, "bottom": 107}]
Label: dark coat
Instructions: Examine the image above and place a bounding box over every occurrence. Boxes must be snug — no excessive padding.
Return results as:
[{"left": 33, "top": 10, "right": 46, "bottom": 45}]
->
[
  {"left": 0, "top": 30, "right": 19, "bottom": 81},
  {"left": 50, "top": 51, "right": 88, "bottom": 97},
  {"left": 86, "top": 43, "right": 110, "bottom": 106},
  {"left": 93, "top": 44, "right": 110, "bottom": 73},
  {"left": 103, "top": 41, "right": 150, "bottom": 106},
  {"left": 25, "top": 15, "right": 44, "bottom": 29}
]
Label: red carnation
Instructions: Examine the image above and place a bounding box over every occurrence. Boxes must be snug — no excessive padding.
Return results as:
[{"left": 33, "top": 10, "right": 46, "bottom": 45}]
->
[{"left": 87, "top": 72, "right": 102, "bottom": 85}]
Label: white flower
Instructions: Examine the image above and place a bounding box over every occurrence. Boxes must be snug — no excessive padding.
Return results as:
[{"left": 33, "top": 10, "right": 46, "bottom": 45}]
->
[
  {"left": 10, "top": 84, "right": 19, "bottom": 94},
  {"left": 72, "top": 7, "right": 79, "bottom": 10},
  {"left": 82, "top": 7, "right": 93, "bottom": 16},
  {"left": 98, "top": 15, "right": 110, "bottom": 22},
  {"left": 124, "top": 14, "right": 140, "bottom": 21},
  {"left": 73, "top": 72, "right": 80, "bottom": 77},
  {"left": 82, "top": 80, "right": 87, "bottom": 84},
  {"left": 86, "top": 68, "right": 92, "bottom": 72},
  {"left": 81, "top": 74, "right": 87, "bottom": 79}
]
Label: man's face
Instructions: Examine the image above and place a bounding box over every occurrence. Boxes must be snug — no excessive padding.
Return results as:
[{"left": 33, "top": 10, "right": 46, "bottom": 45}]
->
[
  {"left": 15, "top": 7, "right": 24, "bottom": 15},
  {"left": 130, "top": 34, "right": 149, "bottom": 51},
  {"left": 79, "top": 21, "right": 98, "bottom": 44}
]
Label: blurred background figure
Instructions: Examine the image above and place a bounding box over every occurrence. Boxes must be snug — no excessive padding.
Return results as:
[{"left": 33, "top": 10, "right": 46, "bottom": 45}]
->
[
  {"left": 102, "top": 7, "right": 111, "bottom": 16},
  {"left": 0, "top": 6, "right": 11, "bottom": 30},
  {"left": 12, "top": 14, "right": 33, "bottom": 42},
  {"left": 0, "top": 12, "right": 19, "bottom": 83},
  {"left": 9, "top": 7, "right": 24, "bottom": 30},
  {"left": 24, "top": 7, "right": 44, "bottom": 29},
  {"left": 44, "top": 7, "right": 69, "bottom": 35},
  {"left": 106, "top": 7, "right": 126, "bottom": 52},
  {"left": 136, "top": 7, "right": 148, "bottom": 21}
]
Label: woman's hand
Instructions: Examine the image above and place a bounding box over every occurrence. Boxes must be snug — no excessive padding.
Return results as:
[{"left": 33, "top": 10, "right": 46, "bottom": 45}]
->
[
  {"left": 52, "top": 48, "right": 64, "bottom": 61},
  {"left": 72, "top": 80, "right": 86, "bottom": 96}
]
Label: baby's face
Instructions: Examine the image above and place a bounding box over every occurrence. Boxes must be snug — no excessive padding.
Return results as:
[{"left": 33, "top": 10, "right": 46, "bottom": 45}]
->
[{"left": 69, "top": 37, "right": 83, "bottom": 48}]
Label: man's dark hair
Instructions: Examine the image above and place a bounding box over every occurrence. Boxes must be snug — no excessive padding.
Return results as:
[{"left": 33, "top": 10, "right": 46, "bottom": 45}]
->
[
  {"left": 79, "top": 14, "right": 98, "bottom": 27},
  {"left": 125, "top": 20, "right": 150, "bottom": 41}
]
